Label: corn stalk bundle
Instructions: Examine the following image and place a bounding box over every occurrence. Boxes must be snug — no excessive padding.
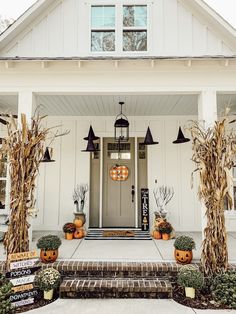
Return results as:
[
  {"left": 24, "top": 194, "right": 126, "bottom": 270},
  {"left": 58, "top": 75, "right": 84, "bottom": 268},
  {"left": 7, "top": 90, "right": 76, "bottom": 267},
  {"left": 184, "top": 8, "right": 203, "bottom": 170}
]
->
[
  {"left": 0, "top": 114, "right": 49, "bottom": 255},
  {"left": 190, "top": 119, "right": 236, "bottom": 275}
]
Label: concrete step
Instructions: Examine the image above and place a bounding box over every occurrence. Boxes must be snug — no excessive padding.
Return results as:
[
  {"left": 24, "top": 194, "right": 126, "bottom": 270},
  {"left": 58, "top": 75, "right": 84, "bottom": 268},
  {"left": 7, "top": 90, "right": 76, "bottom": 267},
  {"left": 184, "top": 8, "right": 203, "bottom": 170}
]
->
[{"left": 60, "top": 277, "right": 173, "bottom": 299}]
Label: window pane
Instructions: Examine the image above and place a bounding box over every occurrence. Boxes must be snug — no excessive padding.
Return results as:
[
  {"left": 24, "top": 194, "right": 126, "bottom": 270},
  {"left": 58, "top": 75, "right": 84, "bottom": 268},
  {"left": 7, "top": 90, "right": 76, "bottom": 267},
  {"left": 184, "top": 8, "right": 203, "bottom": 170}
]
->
[
  {"left": 91, "top": 31, "right": 115, "bottom": 51},
  {"left": 123, "top": 5, "right": 147, "bottom": 27},
  {"left": 92, "top": 6, "right": 115, "bottom": 28},
  {"left": 123, "top": 31, "right": 147, "bottom": 51}
]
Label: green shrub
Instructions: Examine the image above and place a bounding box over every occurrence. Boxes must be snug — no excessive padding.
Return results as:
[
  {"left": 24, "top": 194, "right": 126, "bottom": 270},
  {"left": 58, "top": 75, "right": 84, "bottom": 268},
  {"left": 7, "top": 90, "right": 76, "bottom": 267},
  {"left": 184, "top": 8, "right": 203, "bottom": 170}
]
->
[
  {"left": 211, "top": 271, "right": 236, "bottom": 309},
  {"left": 0, "top": 273, "right": 13, "bottom": 314},
  {"left": 174, "top": 236, "right": 196, "bottom": 251},
  {"left": 37, "top": 235, "right": 62, "bottom": 250},
  {"left": 35, "top": 268, "right": 61, "bottom": 292},
  {"left": 158, "top": 221, "right": 173, "bottom": 234},
  {"left": 177, "top": 265, "right": 204, "bottom": 289}
]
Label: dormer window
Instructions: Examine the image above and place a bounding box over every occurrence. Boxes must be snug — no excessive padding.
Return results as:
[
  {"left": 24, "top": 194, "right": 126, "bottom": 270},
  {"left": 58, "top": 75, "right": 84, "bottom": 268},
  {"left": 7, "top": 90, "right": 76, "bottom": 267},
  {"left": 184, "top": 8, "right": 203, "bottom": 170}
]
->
[{"left": 91, "top": 6, "right": 116, "bottom": 52}]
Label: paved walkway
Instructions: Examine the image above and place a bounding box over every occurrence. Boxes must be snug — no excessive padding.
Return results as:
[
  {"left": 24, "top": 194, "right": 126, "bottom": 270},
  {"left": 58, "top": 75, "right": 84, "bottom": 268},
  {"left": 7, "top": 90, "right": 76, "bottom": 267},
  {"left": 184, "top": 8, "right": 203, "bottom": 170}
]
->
[
  {"left": 1, "top": 232, "right": 236, "bottom": 261},
  {"left": 26, "top": 299, "right": 236, "bottom": 314}
]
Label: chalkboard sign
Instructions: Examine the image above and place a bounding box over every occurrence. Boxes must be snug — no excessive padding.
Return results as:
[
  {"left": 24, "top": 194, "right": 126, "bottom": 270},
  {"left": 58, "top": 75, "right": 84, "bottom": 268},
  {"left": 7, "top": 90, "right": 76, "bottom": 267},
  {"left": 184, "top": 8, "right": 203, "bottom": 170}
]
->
[
  {"left": 141, "top": 188, "right": 149, "bottom": 231},
  {"left": 7, "top": 250, "right": 41, "bottom": 308}
]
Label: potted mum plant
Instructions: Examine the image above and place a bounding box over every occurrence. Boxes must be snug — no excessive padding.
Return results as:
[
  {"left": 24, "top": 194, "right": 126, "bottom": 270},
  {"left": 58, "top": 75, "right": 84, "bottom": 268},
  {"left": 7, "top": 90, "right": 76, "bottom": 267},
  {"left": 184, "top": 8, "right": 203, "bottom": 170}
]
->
[
  {"left": 177, "top": 265, "right": 204, "bottom": 299},
  {"left": 63, "top": 223, "right": 76, "bottom": 240},
  {"left": 158, "top": 221, "right": 173, "bottom": 240},
  {"left": 0, "top": 273, "right": 12, "bottom": 313},
  {"left": 174, "top": 235, "right": 196, "bottom": 264},
  {"left": 36, "top": 268, "right": 61, "bottom": 300},
  {"left": 37, "top": 235, "right": 62, "bottom": 263}
]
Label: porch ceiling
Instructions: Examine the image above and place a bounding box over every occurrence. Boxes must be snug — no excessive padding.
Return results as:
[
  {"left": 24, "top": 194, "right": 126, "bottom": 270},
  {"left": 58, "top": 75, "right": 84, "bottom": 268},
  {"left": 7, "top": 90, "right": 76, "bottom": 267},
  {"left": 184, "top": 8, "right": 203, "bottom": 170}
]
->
[{"left": 0, "top": 94, "right": 236, "bottom": 117}]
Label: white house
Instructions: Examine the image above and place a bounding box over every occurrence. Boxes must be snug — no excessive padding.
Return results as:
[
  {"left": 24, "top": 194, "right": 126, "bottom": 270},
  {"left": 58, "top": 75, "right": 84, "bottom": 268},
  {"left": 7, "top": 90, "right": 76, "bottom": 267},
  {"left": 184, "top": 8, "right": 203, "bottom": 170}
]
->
[{"left": 0, "top": 0, "right": 236, "bottom": 234}]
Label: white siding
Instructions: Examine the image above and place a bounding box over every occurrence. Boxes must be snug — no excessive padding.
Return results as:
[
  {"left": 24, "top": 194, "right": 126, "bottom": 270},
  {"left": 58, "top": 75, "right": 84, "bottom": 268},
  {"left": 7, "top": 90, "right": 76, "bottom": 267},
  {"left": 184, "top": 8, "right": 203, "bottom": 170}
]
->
[
  {"left": 34, "top": 115, "right": 201, "bottom": 232},
  {"left": 1, "top": 0, "right": 235, "bottom": 57}
]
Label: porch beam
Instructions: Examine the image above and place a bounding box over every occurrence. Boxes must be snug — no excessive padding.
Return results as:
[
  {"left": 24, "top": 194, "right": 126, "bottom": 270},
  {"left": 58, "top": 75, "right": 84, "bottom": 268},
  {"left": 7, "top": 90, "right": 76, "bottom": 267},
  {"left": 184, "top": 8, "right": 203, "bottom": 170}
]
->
[{"left": 198, "top": 90, "right": 217, "bottom": 240}]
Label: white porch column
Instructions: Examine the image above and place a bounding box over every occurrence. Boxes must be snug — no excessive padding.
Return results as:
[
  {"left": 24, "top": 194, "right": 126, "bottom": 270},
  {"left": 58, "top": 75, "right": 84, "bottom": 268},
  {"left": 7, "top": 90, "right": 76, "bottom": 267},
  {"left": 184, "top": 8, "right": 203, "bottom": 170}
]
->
[
  {"left": 18, "top": 91, "right": 37, "bottom": 248},
  {"left": 198, "top": 90, "right": 217, "bottom": 239}
]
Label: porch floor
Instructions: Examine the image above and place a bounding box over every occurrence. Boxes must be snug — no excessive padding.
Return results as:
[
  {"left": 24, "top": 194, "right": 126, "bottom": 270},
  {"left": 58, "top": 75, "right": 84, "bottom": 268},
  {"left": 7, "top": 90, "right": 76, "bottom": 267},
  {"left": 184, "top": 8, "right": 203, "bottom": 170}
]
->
[{"left": 1, "top": 231, "right": 236, "bottom": 262}]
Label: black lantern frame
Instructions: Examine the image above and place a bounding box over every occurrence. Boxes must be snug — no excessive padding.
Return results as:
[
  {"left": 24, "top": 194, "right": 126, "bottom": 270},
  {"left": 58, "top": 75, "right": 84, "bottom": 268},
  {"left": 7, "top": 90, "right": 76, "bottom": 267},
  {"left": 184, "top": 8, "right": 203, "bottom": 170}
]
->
[{"left": 114, "top": 102, "right": 129, "bottom": 142}]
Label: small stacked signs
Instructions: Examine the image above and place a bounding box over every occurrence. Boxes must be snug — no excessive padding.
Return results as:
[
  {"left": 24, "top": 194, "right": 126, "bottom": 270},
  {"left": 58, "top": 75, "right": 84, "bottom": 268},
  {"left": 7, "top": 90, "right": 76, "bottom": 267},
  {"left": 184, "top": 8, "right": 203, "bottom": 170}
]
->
[{"left": 7, "top": 250, "right": 41, "bottom": 308}]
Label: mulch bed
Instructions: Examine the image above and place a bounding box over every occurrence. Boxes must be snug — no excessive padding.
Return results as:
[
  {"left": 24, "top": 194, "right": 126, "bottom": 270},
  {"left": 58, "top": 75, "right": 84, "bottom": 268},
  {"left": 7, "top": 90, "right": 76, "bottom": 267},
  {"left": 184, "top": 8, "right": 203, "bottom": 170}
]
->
[
  {"left": 12, "top": 291, "right": 58, "bottom": 313},
  {"left": 173, "top": 284, "right": 231, "bottom": 310}
]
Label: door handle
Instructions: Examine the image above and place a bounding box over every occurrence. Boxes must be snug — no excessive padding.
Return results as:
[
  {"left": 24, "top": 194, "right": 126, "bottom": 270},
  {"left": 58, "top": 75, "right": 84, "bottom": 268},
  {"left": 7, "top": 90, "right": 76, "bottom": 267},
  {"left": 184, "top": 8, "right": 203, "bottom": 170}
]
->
[{"left": 131, "top": 185, "right": 135, "bottom": 202}]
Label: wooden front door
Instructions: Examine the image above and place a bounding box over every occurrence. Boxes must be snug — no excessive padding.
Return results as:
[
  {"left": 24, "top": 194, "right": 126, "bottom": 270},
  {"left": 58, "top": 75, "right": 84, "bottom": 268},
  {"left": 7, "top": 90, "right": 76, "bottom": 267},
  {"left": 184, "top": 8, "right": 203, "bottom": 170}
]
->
[{"left": 103, "top": 138, "right": 135, "bottom": 227}]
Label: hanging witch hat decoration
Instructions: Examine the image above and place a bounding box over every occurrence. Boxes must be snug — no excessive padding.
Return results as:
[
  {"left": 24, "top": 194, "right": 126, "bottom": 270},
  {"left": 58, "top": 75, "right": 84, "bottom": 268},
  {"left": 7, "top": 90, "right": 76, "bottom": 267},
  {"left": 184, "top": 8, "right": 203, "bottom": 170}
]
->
[
  {"left": 81, "top": 139, "right": 99, "bottom": 152},
  {"left": 173, "top": 127, "right": 190, "bottom": 144},
  {"left": 84, "top": 125, "right": 99, "bottom": 141},
  {"left": 41, "top": 147, "right": 55, "bottom": 162},
  {"left": 142, "top": 127, "right": 159, "bottom": 145}
]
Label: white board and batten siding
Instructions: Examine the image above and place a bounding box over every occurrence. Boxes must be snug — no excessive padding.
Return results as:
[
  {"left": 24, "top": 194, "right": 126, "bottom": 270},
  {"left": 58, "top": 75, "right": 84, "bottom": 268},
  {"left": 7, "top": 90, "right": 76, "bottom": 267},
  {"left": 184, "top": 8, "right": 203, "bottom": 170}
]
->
[
  {"left": 0, "top": 0, "right": 235, "bottom": 58},
  {"left": 34, "top": 115, "right": 202, "bottom": 232}
]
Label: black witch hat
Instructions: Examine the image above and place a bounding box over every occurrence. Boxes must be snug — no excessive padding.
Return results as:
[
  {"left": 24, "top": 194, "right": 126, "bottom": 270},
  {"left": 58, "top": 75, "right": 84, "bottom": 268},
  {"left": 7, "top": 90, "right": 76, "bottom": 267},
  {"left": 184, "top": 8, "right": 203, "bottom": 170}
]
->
[
  {"left": 81, "top": 140, "right": 100, "bottom": 152},
  {"left": 41, "top": 147, "right": 55, "bottom": 162},
  {"left": 173, "top": 127, "right": 190, "bottom": 144},
  {"left": 84, "top": 125, "right": 99, "bottom": 141},
  {"left": 141, "top": 127, "right": 159, "bottom": 145}
]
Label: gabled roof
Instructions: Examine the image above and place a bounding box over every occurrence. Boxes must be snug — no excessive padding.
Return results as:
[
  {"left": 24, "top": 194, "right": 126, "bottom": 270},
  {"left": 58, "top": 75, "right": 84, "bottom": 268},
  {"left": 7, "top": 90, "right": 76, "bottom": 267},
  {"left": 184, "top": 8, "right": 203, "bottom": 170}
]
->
[{"left": 0, "top": 0, "right": 235, "bottom": 56}]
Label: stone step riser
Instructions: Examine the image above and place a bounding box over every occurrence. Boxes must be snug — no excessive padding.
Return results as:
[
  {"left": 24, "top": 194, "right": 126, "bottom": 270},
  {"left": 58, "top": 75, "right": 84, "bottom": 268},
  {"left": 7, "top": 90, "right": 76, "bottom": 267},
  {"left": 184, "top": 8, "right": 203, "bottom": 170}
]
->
[{"left": 60, "top": 291, "right": 171, "bottom": 299}]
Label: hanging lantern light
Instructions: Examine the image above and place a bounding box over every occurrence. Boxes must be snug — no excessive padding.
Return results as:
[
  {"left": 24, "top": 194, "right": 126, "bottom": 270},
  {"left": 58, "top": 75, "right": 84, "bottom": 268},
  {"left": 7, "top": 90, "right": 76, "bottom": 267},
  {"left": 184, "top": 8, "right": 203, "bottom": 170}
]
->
[
  {"left": 114, "top": 102, "right": 129, "bottom": 142},
  {"left": 141, "top": 127, "right": 159, "bottom": 145},
  {"left": 41, "top": 147, "right": 55, "bottom": 162},
  {"left": 173, "top": 127, "right": 190, "bottom": 144},
  {"left": 84, "top": 125, "right": 99, "bottom": 141}
]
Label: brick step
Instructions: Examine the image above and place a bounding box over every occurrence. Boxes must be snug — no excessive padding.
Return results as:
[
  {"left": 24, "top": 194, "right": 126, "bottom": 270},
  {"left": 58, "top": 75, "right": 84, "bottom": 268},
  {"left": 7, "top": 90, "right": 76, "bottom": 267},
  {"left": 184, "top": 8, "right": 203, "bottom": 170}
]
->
[
  {"left": 41, "top": 261, "right": 183, "bottom": 280},
  {"left": 60, "top": 277, "right": 173, "bottom": 299}
]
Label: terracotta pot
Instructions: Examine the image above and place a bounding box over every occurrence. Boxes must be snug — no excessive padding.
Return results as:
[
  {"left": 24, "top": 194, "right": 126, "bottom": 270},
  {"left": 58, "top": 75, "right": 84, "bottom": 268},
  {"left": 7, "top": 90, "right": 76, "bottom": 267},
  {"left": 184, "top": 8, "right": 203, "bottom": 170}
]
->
[
  {"left": 162, "top": 233, "right": 170, "bottom": 240},
  {"left": 40, "top": 249, "right": 58, "bottom": 263},
  {"left": 44, "top": 289, "right": 54, "bottom": 300},
  {"left": 65, "top": 233, "right": 73, "bottom": 240},
  {"left": 174, "top": 249, "right": 193, "bottom": 264},
  {"left": 153, "top": 230, "right": 162, "bottom": 239},
  {"left": 185, "top": 287, "right": 195, "bottom": 299},
  {"left": 74, "top": 229, "right": 85, "bottom": 239}
]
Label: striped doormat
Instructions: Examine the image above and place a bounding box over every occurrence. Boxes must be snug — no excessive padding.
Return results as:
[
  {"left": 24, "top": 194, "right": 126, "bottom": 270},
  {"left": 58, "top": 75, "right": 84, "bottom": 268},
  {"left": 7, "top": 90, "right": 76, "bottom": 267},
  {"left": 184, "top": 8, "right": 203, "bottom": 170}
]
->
[{"left": 85, "top": 229, "right": 152, "bottom": 240}]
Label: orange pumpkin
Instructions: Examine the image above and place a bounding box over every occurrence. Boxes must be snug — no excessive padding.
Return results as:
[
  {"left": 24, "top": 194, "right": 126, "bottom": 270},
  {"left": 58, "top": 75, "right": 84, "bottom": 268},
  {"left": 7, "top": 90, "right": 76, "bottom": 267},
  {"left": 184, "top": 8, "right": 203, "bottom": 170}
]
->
[
  {"left": 153, "top": 230, "right": 162, "bottom": 239},
  {"left": 162, "top": 233, "right": 170, "bottom": 241},
  {"left": 74, "top": 229, "right": 85, "bottom": 239},
  {"left": 40, "top": 249, "right": 58, "bottom": 263},
  {"left": 110, "top": 165, "right": 129, "bottom": 181},
  {"left": 74, "top": 219, "right": 83, "bottom": 228},
  {"left": 174, "top": 249, "right": 193, "bottom": 264}
]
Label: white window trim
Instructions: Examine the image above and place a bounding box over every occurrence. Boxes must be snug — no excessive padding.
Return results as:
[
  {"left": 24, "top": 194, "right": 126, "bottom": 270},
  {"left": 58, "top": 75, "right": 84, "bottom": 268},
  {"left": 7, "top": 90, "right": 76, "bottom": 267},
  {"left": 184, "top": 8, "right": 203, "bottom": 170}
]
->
[{"left": 88, "top": 1, "right": 152, "bottom": 56}]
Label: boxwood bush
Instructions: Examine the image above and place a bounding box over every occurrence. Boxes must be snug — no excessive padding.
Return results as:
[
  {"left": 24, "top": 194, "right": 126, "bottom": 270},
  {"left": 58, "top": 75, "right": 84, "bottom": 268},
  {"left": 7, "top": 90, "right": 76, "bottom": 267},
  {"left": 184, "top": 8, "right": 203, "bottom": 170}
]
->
[
  {"left": 0, "top": 273, "right": 13, "bottom": 314},
  {"left": 211, "top": 271, "right": 236, "bottom": 309}
]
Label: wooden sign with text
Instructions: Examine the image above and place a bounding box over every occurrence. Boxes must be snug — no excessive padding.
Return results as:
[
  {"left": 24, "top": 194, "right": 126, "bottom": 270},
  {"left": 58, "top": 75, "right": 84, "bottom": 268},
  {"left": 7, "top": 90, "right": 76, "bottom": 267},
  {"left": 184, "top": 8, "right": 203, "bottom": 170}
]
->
[
  {"left": 10, "top": 289, "right": 39, "bottom": 303},
  {"left": 141, "top": 188, "right": 150, "bottom": 231},
  {"left": 10, "top": 258, "right": 38, "bottom": 271},
  {"left": 11, "top": 298, "right": 34, "bottom": 308},
  {"left": 12, "top": 284, "right": 34, "bottom": 293},
  {"left": 10, "top": 275, "right": 36, "bottom": 287},
  {"left": 8, "top": 250, "right": 37, "bottom": 262}
]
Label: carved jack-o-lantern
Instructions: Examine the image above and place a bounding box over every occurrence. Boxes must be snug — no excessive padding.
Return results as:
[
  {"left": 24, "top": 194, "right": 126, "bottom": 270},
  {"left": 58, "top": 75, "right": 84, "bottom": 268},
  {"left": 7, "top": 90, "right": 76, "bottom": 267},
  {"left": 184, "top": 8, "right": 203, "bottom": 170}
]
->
[
  {"left": 110, "top": 165, "right": 129, "bottom": 181},
  {"left": 174, "top": 249, "right": 193, "bottom": 264},
  {"left": 40, "top": 249, "right": 58, "bottom": 263}
]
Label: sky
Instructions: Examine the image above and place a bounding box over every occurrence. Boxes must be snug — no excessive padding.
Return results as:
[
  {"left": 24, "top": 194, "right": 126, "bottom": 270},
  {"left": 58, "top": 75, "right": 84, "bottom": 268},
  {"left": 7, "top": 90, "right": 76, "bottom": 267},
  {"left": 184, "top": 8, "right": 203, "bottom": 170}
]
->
[{"left": 0, "top": 0, "right": 236, "bottom": 28}]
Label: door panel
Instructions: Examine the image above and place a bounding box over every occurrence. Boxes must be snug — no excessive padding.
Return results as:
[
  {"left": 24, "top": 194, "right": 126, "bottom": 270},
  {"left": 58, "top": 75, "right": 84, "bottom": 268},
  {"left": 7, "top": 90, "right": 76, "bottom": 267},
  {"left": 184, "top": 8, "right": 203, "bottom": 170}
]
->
[{"left": 103, "top": 138, "right": 135, "bottom": 227}]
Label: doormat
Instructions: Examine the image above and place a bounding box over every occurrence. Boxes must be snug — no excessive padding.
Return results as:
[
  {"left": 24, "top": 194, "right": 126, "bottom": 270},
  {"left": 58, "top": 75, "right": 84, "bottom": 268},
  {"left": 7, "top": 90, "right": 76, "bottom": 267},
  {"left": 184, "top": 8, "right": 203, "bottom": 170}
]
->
[{"left": 103, "top": 230, "right": 135, "bottom": 237}]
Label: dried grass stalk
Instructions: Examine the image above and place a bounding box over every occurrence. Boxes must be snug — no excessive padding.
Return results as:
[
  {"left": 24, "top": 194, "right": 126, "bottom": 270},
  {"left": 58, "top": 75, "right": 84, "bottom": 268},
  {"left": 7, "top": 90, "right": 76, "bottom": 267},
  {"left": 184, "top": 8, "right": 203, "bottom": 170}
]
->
[{"left": 190, "top": 119, "right": 236, "bottom": 275}]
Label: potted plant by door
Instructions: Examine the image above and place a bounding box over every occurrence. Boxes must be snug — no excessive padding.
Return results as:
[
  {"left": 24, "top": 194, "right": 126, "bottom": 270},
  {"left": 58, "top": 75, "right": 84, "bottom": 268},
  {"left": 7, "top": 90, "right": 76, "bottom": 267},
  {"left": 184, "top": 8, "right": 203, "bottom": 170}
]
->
[
  {"left": 177, "top": 265, "right": 204, "bottom": 299},
  {"left": 36, "top": 268, "right": 61, "bottom": 300},
  {"left": 63, "top": 223, "right": 76, "bottom": 240},
  {"left": 174, "top": 235, "right": 196, "bottom": 264},
  {"left": 37, "top": 235, "right": 62, "bottom": 263},
  {"left": 158, "top": 221, "right": 173, "bottom": 240},
  {"left": 72, "top": 184, "right": 88, "bottom": 227}
]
